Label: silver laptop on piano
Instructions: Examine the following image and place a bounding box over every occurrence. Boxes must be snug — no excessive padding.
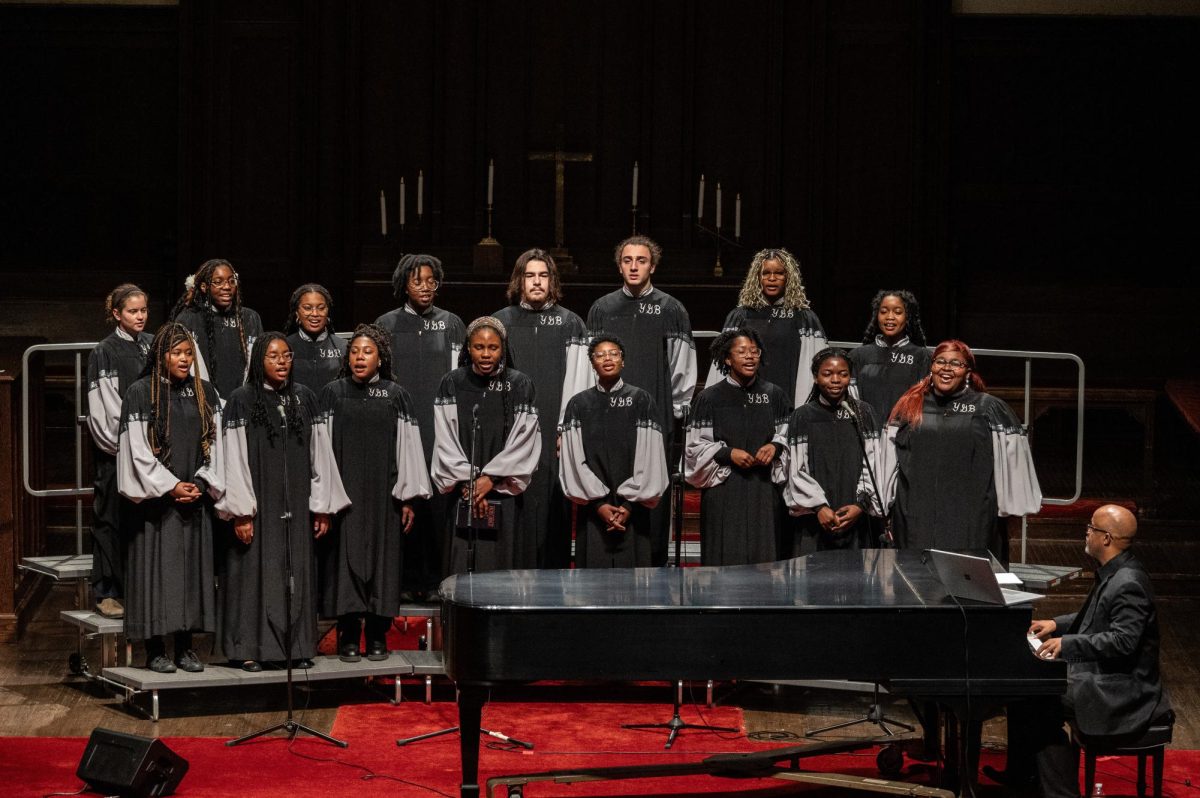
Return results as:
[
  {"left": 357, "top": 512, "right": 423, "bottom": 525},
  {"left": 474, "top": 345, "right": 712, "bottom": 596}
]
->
[{"left": 926, "top": 549, "right": 1043, "bottom": 606}]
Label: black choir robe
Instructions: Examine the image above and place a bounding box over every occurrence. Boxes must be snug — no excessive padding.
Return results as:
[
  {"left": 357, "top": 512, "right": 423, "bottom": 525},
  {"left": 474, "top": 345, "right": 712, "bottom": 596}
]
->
[
  {"left": 217, "top": 383, "right": 349, "bottom": 661},
  {"left": 374, "top": 303, "right": 466, "bottom": 592},
  {"left": 174, "top": 304, "right": 263, "bottom": 400},
  {"left": 848, "top": 336, "right": 932, "bottom": 422},
  {"left": 287, "top": 328, "right": 346, "bottom": 396},
  {"left": 883, "top": 387, "right": 1042, "bottom": 555},
  {"left": 559, "top": 380, "right": 669, "bottom": 568},
  {"left": 317, "top": 377, "right": 431, "bottom": 618},
  {"left": 708, "top": 303, "right": 826, "bottom": 406},
  {"left": 781, "top": 398, "right": 884, "bottom": 553},
  {"left": 431, "top": 366, "right": 541, "bottom": 574},
  {"left": 116, "top": 376, "right": 224, "bottom": 641},
  {"left": 86, "top": 328, "right": 152, "bottom": 594},
  {"left": 685, "top": 376, "right": 790, "bottom": 565},
  {"left": 493, "top": 302, "right": 591, "bottom": 568},
  {"left": 586, "top": 287, "right": 697, "bottom": 565}
]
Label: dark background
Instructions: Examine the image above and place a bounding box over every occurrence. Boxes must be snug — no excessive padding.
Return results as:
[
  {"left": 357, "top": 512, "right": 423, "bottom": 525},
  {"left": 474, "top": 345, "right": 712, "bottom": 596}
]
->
[{"left": 2, "top": 0, "right": 1197, "bottom": 386}]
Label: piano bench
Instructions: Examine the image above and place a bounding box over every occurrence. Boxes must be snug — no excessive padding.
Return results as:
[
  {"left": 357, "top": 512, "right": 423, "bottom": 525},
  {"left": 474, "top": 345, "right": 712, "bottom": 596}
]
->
[{"left": 1071, "top": 710, "right": 1175, "bottom": 798}]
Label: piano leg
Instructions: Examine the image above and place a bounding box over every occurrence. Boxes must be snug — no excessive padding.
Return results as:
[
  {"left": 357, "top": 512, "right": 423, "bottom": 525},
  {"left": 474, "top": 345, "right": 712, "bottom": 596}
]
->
[{"left": 458, "top": 684, "right": 486, "bottom": 798}]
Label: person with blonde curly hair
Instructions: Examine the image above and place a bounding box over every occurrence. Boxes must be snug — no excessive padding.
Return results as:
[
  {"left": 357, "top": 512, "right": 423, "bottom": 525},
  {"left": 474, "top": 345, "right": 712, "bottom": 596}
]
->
[{"left": 707, "top": 247, "right": 826, "bottom": 406}]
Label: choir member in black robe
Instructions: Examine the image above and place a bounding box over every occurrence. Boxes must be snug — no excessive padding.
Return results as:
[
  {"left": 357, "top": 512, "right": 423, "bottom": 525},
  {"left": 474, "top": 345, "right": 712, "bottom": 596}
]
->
[
  {"left": 883, "top": 339, "right": 1042, "bottom": 558},
  {"left": 848, "top": 290, "right": 932, "bottom": 421},
  {"left": 284, "top": 283, "right": 346, "bottom": 395},
  {"left": 170, "top": 259, "right": 264, "bottom": 400},
  {"left": 560, "top": 336, "right": 669, "bottom": 568},
  {"left": 216, "top": 333, "right": 350, "bottom": 671},
  {"left": 780, "top": 348, "right": 884, "bottom": 554},
  {"left": 493, "top": 248, "right": 591, "bottom": 568},
  {"left": 587, "top": 236, "right": 696, "bottom": 566},
  {"left": 317, "top": 324, "right": 431, "bottom": 662},
  {"left": 686, "top": 329, "right": 790, "bottom": 565},
  {"left": 374, "top": 254, "right": 466, "bottom": 594},
  {"left": 86, "top": 283, "right": 152, "bottom": 617},
  {"left": 117, "top": 323, "right": 224, "bottom": 672},
  {"left": 706, "top": 248, "right": 826, "bottom": 407},
  {"left": 431, "top": 317, "right": 541, "bottom": 574}
]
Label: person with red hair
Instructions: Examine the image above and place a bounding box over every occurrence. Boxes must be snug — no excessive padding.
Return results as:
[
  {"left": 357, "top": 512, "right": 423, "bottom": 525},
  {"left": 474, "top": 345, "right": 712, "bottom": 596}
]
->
[{"left": 883, "top": 340, "right": 1042, "bottom": 557}]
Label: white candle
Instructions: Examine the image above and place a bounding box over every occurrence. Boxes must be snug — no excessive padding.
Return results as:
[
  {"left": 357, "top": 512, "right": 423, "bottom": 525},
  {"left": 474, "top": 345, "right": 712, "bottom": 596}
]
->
[
  {"left": 399, "top": 178, "right": 406, "bottom": 227},
  {"left": 487, "top": 159, "right": 494, "bottom": 205},
  {"left": 417, "top": 170, "right": 424, "bottom": 217},
  {"left": 715, "top": 183, "right": 722, "bottom": 229},
  {"left": 697, "top": 175, "right": 705, "bottom": 220},
  {"left": 379, "top": 190, "right": 388, "bottom": 236},
  {"left": 632, "top": 161, "right": 639, "bottom": 207},
  {"left": 735, "top": 193, "right": 741, "bottom": 238}
]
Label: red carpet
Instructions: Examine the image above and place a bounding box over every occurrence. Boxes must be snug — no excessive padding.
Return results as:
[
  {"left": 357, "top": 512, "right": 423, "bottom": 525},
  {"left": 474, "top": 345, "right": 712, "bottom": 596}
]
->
[{"left": 4, "top": 702, "right": 1199, "bottom": 797}]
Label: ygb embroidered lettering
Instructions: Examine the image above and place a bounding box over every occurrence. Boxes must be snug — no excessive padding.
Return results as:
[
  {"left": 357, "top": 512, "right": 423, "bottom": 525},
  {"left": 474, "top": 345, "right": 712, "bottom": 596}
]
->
[
  {"left": 609, "top": 395, "right": 633, "bottom": 408},
  {"left": 368, "top": 387, "right": 389, "bottom": 398},
  {"left": 487, "top": 380, "right": 512, "bottom": 392},
  {"left": 539, "top": 315, "right": 563, "bottom": 326},
  {"left": 770, "top": 308, "right": 795, "bottom": 319},
  {"left": 952, "top": 402, "right": 977, "bottom": 414},
  {"left": 747, "top": 393, "right": 770, "bottom": 405},
  {"left": 318, "top": 348, "right": 339, "bottom": 359},
  {"left": 220, "top": 317, "right": 239, "bottom": 328},
  {"left": 423, "top": 319, "right": 447, "bottom": 331},
  {"left": 638, "top": 303, "right": 662, "bottom": 315},
  {"left": 890, "top": 352, "right": 915, "bottom": 365}
]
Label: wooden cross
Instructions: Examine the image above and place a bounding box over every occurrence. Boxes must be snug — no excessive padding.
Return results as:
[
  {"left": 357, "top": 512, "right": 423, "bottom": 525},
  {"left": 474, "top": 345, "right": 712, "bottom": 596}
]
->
[{"left": 528, "top": 127, "right": 593, "bottom": 250}]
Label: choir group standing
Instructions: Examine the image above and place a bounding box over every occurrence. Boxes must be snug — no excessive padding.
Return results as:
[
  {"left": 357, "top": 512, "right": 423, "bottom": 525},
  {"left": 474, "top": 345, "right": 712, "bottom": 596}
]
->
[{"left": 85, "top": 237, "right": 1042, "bottom": 672}]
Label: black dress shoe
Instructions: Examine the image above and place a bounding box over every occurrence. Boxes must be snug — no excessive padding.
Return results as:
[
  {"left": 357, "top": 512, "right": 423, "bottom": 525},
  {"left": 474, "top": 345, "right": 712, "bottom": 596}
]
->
[
  {"left": 982, "top": 765, "right": 1036, "bottom": 787},
  {"left": 365, "top": 641, "right": 389, "bottom": 661},
  {"left": 147, "top": 655, "right": 177, "bottom": 674},
  {"left": 295, "top": 658, "right": 315, "bottom": 669},
  {"left": 338, "top": 643, "right": 361, "bottom": 663},
  {"left": 174, "top": 649, "right": 205, "bottom": 673},
  {"left": 234, "top": 659, "right": 262, "bottom": 673}
]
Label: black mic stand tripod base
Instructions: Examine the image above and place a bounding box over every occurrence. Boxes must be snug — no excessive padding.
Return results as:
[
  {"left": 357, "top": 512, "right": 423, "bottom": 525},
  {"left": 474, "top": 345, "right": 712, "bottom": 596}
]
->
[{"left": 622, "top": 680, "right": 737, "bottom": 749}]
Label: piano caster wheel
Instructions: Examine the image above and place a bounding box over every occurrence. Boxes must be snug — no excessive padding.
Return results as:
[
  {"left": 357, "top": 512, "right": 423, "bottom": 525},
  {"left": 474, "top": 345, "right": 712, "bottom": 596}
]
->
[
  {"left": 506, "top": 787, "right": 523, "bottom": 797},
  {"left": 877, "top": 744, "right": 904, "bottom": 777}
]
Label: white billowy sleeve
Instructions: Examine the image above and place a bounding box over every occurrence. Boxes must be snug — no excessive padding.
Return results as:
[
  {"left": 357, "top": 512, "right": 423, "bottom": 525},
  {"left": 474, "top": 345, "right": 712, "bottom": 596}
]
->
[
  {"left": 559, "top": 339, "right": 595, "bottom": 423},
  {"left": 879, "top": 425, "right": 900, "bottom": 512},
  {"left": 189, "top": 331, "right": 211, "bottom": 385},
  {"left": 781, "top": 435, "right": 829, "bottom": 516},
  {"left": 667, "top": 334, "right": 698, "bottom": 420},
  {"left": 616, "top": 421, "right": 669, "bottom": 508},
  {"left": 557, "top": 417, "right": 610, "bottom": 504},
  {"left": 393, "top": 415, "right": 433, "bottom": 501},
  {"left": 449, "top": 342, "right": 462, "bottom": 372},
  {"left": 215, "top": 423, "right": 256, "bottom": 520},
  {"left": 992, "top": 427, "right": 1043, "bottom": 516},
  {"left": 793, "top": 330, "right": 828, "bottom": 407},
  {"left": 431, "top": 400, "right": 471, "bottom": 494},
  {"left": 482, "top": 404, "right": 541, "bottom": 496},
  {"left": 87, "top": 374, "right": 124, "bottom": 455},
  {"left": 857, "top": 433, "right": 884, "bottom": 516},
  {"left": 848, "top": 381, "right": 862, "bottom": 401},
  {"left": 309, "top": 416, "right": 351, "bottom": 514},
  {"left": 684, "top": 419, "right": 731, "bottom": 489},
  {"left": 117, "top": 419, "right": 183, "bottom": 502},
  {"left": 193, "top": 403, "right": 226, "bottom": 502}
]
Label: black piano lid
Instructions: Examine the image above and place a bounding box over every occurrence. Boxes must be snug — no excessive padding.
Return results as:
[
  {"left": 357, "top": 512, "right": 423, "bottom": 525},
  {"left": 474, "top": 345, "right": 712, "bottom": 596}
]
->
[{"left": 439, "top": 549, "right": 1014, "bottom": 612}]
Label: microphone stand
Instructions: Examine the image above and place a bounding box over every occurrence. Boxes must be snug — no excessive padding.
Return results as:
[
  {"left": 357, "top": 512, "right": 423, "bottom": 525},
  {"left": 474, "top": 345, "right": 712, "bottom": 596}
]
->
[
  {"left": 397, "top": 400, "right": 533, "bottom": 750},
  {"left": 806, "top": 398, "right": 912, "bottom": 740},
  {"left": 622, "top": 403, "right": 736, "bottom": 748},
  {"left": 229, "top": 401, "right": 347, "bottom": 748}
]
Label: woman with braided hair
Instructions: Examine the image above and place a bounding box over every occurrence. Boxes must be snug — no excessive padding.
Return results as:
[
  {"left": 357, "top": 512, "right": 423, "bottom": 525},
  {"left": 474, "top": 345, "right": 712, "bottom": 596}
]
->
[
  {"left": 216, "top": 333, "right": 350, "bottom": 671},
  {"left": 86, "top": 283, "right": 153, "bottom": 618},
  {"left": 374, "top": 254, "right": 466, "bottom": 594},
  {"left": 171, "top": 258, "right": 264, "bottom": 399},
  {"left": 706, "top": 248, "right": 826, "bottom": 406},
  {"left": 847, "top": 290, "right": 932, "bottom": 421},
  {"left": 284, "top": 282, "right": 346, "bottom": 395},
  {"left": 317, "top": 324, "right": 431, "bottom": 662},
  {"left": 116, "top": 322, "right": 224, "bottom": 673},
  {"left": 431, "top": 317, "right": 540, "bottom": 574}
]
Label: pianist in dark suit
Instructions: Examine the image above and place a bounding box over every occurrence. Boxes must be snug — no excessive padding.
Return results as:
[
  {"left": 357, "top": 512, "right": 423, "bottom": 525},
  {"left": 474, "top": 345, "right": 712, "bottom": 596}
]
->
[{"left": 989, "top": 503, "right": 1169, "bottom": 797}]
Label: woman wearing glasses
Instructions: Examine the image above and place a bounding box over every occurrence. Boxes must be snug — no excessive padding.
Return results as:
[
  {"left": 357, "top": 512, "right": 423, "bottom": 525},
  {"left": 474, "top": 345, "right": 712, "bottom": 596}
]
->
[
  {"left": 686, "top": 329, "right": 791, "bottom": 565},
  {"left": 374, "top": 254, "right": 466, "bottom": 595},
  {"left": 884, "top": 339, "right": 1042, "bottom": 557},
  {"left": 284, "top": 283, "right": 346, "bottom": 395},
  {"left": 216, "top": 333, "right": 350, "bottom": 671},
  {"left": 559, "top": 335, "right": 669, "bottom": 568},
  {"left": 705, "top": 248, "right": 825, "bottom": 406},
  {"left": 171, "top": 259, "right": 263, "bottom": 400}
]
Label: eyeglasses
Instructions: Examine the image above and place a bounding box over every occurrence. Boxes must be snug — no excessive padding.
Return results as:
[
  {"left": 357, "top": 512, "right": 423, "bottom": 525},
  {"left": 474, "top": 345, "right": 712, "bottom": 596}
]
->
[
  {"left": 299, "top": 304, "right": 328, "bottom": 313},
  {"left": 591, "top": 350, "right": 623, "bottom": 361},
  {"left": 209, "top": 276, "right": 239, "bottom": 288},
  {"left": 731, "top": 347, "right": 761, "bottom": 357},
  {"left": 933, "top": 358, "right": 968, "bottom": 370},
  {"left": 1086, "top": 523, "right": 1130, "bottom": 541},
  {"left": 408, "top": 278, "right": 439, "bottom": 289},
  {"left": 265, "top": 352, "right": 294, "bottom": 363}
]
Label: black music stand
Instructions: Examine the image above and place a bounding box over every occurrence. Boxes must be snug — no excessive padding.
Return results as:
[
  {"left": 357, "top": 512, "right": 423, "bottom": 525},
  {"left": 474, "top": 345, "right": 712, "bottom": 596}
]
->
[
  {"left": 622, "top": 405, "right": 737, "bottom": 749},
  {"left": 228, "top": 404, "right": 346, "bottom": 749},
  {"left": 397, "top": 403, "right": 533, "bottom": 751}
]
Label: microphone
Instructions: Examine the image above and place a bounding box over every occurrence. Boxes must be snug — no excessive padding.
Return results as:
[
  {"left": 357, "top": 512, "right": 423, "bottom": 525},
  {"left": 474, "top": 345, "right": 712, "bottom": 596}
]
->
[{"left": 841, "top": 398, "right": 859, "bottom": 424}]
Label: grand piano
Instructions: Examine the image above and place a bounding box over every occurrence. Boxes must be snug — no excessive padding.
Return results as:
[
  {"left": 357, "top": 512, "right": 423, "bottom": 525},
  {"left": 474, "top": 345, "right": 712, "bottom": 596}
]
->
[{"left": 441, "top": 549, "right": 1067, "bottom": 797}]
